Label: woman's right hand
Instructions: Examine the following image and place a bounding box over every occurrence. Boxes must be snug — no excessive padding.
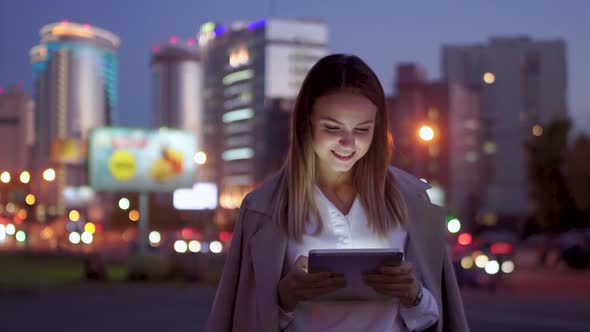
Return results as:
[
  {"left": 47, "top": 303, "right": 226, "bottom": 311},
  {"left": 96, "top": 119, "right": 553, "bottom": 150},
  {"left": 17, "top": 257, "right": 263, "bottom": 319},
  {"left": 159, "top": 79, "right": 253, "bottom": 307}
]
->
[{"left": 278, "top": 255, "right": 346, "bottom": 311}]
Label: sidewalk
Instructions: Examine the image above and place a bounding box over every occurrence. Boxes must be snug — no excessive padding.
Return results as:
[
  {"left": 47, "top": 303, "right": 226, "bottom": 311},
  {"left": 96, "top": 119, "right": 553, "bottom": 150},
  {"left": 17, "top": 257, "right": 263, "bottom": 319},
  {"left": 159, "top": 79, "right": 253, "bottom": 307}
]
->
[{"left": 500, "top": 266, "right": 590, "bottom": 298}]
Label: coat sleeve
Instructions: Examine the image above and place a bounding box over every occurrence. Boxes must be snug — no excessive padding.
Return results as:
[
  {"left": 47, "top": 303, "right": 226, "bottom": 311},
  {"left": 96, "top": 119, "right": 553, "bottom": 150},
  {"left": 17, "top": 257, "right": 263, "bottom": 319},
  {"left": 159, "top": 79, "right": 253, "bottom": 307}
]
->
[
  {"left": 440, "top": 245, "right": 470, "bottom": 332},
  {"left": 205, "top": 196, "right": 250, "bottom": 332}
]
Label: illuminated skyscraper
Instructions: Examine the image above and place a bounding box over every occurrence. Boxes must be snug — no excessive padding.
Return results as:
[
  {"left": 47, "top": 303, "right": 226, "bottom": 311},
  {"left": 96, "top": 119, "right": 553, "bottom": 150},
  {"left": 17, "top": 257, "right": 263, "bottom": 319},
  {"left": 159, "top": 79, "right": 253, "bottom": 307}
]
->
[
  {"left": 198, "top": 18, "right": 328, "bottom": 210},
  {"left": 29, "top": 21, "right": 120, "bottom": 212}
]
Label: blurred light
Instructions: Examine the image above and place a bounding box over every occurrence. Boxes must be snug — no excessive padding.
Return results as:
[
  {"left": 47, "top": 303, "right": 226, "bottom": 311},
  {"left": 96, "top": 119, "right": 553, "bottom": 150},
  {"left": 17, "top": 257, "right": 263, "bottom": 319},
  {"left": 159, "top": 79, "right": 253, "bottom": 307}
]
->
[
  {"left": 210, "top": 241, "right": 223, "bottom": 253},
  {"left": 17, "top": 209, "right": 27, "bottom": 220},
  {"left": 69, "top": 210, "right": 80, "bottom": 222},
  {"left": 501, "top": 260, "right": 515, "bottom": 274},
  {"left": 187, "top": 38, "right": 196, "bottom": 46},
  {"left": 532, "top": 124, "right": 543, "bottom": 137},
  {"left": 25, "top": 194, "right": 36, "bottom": 205},
  {"left": 0, "top": 225, "right": 5, "bottom": 242},
  {"left": 420, "top": 178, "right": 428, "bottom": 183},
  {"left": 222, "top": 108, "right": 254, "bottom": 123},
  {"left": 81, "top": 232, "right": 93, "bottom": 244},
  {"left": 6, "top": 203, "right": 16, "bottom": 214},
  {"left": 152, "top": 45, "right": 161, "bottom": 53},
  {"left": 491, "top": 242, "right": 513, "bottom": 255},
  {"left": 84, "top": 222, "right": 96, "bottom": 234},
  {"left": 194, "top": 151, "right": 207, "bottom": 165},
  {"left": 118, "top": 197, "right": 130, "bottom": 210},
  {"left": 15, "top": 230, "right": 26, "bottom": 242},
  {"left": 457, "top": 233, "right": 472, "bottom": 246},
  {"left": 461, "top": 256, "right": 474, "bottom": 269},
  {"left": 43, "top": 168, "right": 56, "bottom": 181},
  {"left": 173, "top": 183, "right": 218, "bottom": 210},
  {"left": 200, "top": 242, "right": 210, "bottom": 253},
  {"left": 485, "top": 260, "right": 500, "bottom": 274},
  {"left": 83, "top": 23, "right": 91, "bottom": 29},
  {"left": 483, "top": 141, "right": 497, "bottom": 154},
  {"left": 229, "top": 47, "right": 250, "bottom": 68},
  {"left": 475, "top": 254, "right": 489, "bottom": 268},
  {"left": 40, "top": 227, "right": 54, "bottom": 240},
  {"left": 129, "top": 210, "right": 140, "bottom": 222},
  {"left": 149, "top": 231, "right": 161, "bottom": 244},
  {"left": 247, "top": 18, "right": 266, "bottom": 30},
  {"left": 188, "top": 240, "right": 201, "bottom": 253},
  {"left": 447, "top": 218, "right": 461, "bottom": 233},
  {"left": 219, "top": 231, "right": 232, "bottom": 242},
  {"left": 419, "top": 126, "right": 434, "bottom": 141},
  {"left": 483, "top": 72, "right": 495, "bottom": 84},
  {"left": 222, "top": 147, "right": 254, "bottom": 161},
  {"left": 6, "top": 224, "right": 16, "bottom": 235},
  {"left": 0, "top": 171, "right": 10, "bottom": 183},
  {"left": 169, "top": 36, "right": 178, "bottom": 44},
  {"left": 20, "top": 171, "right": 31, "bottom": 184},
  {"left": 174, "top": 240, "right": 188, "bottom": 253},
  {"left": 69, "top": 232, "right": 81, "bottom": 244}
]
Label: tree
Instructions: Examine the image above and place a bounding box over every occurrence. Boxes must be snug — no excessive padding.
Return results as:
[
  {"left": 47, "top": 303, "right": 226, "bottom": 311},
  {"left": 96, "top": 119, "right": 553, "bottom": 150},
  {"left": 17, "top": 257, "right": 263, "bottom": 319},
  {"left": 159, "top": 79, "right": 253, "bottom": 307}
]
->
[
  {"left": 523, "top": 118, "right": 583, "bottom": 233},
  {"left": 564, "top": 135, "right": 590, "bottom": 226}
]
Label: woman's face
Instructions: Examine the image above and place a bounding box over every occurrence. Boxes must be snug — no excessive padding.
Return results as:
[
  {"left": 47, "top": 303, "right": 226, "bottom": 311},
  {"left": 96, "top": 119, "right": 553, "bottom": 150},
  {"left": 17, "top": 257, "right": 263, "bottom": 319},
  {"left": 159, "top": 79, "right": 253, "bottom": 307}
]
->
[{"left": 311, "top": 91, "right": 377, "bottom": 177}]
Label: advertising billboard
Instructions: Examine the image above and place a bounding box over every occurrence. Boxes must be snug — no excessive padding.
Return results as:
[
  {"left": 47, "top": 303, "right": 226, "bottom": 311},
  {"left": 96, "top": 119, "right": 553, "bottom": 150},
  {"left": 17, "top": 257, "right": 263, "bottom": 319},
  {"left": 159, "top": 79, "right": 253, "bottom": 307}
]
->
[{"left": 88, "top": 127, "right": 197, "bottom": 192}]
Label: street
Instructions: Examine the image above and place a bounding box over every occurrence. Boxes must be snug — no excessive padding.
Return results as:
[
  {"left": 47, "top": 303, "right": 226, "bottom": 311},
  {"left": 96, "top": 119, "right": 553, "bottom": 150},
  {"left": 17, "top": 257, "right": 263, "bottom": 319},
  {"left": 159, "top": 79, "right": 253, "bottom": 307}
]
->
[{"left": 1, "top": 279, "right": 589, "bottom": 332}]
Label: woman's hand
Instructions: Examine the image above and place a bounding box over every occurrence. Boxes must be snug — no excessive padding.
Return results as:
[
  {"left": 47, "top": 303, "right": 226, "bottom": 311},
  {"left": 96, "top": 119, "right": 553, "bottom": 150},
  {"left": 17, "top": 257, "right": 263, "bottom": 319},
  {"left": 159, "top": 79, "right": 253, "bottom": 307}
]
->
[
  {"left": 363, "top": 261, "right": 421, "bottom": 306},
  {"left": 278, "top": 255, "right": 346, "bottom": 311}
]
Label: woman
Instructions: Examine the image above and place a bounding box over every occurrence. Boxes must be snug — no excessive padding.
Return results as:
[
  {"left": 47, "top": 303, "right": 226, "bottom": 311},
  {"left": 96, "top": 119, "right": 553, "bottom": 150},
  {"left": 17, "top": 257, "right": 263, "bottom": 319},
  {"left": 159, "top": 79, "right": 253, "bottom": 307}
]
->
[{"left": 206, "top": 54, "right": 468, "bottom": 332}]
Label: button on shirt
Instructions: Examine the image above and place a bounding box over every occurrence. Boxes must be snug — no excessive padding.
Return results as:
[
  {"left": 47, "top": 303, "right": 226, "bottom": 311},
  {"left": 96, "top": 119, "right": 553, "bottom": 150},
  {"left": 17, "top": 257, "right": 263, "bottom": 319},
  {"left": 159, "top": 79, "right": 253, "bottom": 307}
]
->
[{"left": 283, "top": 186, "right": 439, "bottom": 332}]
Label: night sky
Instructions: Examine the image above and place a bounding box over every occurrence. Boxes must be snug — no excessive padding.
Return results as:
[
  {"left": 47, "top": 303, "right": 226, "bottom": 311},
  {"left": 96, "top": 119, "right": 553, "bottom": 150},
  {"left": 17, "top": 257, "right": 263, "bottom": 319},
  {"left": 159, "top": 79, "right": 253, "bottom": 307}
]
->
[{"left": 1, "top": 0, "right": 588, "bottom": 133}]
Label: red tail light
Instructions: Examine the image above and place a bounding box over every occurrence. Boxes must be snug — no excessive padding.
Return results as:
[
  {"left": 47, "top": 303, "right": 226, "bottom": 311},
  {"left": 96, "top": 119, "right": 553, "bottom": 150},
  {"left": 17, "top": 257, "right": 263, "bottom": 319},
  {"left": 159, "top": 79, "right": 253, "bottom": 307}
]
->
[{"left": 491, "top": 242, "right": 512, "bottom": 255}]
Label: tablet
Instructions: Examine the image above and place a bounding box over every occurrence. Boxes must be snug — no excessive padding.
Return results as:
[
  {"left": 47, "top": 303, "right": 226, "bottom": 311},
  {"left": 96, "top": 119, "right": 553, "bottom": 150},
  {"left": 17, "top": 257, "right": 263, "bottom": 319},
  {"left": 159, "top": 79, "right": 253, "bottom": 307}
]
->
[{"left": 308, "top": 248, "right": 404, "bottom": 301}]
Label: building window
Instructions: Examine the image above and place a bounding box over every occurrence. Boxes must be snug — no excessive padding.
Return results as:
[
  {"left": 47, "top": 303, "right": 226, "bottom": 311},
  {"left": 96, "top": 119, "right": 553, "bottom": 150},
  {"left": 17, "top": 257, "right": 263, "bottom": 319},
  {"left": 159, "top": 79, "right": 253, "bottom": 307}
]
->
[
  {"left": 223, "top": 69, "right": 254, "bottom": 85},
  {"left": 222, "top": 147, "right": 254, "bottom": 161},
  {"left": 222, "top": 108, "right": 254, "bottom": 123},
  {"left": 428, "top": 107, "right": 440, "bottom": 121}
]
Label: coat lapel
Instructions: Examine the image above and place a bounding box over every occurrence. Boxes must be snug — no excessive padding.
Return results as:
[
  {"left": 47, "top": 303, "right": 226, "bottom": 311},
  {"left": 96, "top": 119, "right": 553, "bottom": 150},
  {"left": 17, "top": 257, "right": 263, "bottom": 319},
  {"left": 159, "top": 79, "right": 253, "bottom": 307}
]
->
[
  {"left": 246, "top": 171, "right": 288, "bottom": 332},
  {"left": 404, "top": 193, "right": 446, "bottom": 295}
]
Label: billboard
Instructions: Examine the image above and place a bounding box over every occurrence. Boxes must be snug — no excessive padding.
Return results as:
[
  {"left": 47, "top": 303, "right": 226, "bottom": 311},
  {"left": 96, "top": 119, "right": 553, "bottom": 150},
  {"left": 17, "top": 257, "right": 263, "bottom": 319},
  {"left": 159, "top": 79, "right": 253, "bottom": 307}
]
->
[
  {"left": 51, "top": 138, "right": 86, "bottom": 164},
  {"left": 88, "top": 127, "right": 197, "bottom": 192}
]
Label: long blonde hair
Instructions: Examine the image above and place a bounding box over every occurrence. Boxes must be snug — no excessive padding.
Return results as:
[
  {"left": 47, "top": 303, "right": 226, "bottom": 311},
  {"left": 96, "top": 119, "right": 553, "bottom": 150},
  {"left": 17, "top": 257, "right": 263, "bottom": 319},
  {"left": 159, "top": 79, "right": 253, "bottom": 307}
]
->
[{"left": 276, "top": 54, "right": 407, "bottom": 241}]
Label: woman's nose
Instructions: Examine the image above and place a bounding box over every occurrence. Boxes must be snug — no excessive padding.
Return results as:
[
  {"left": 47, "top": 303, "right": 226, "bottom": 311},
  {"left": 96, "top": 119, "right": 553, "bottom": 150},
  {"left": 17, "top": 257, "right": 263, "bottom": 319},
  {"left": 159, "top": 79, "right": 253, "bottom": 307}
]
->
[{"left": 339, "top": 132, "right": 354, "bottom": 147}]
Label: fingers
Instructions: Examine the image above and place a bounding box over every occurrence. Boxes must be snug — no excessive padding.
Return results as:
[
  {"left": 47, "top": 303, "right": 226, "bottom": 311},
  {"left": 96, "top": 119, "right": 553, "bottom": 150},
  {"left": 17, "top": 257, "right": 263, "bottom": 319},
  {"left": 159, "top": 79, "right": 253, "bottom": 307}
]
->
[
  {"left": 363, "top": 273, "right": 414, "bottom": 285},
  {"left": 294, "top": 255, "right": 309, "bottom": 273},
  {"left": 379, "top": 261, "right": 414, "bottom": 275},
  {"left": 294, "top": 279, "right": 346, "bottom": 300}
]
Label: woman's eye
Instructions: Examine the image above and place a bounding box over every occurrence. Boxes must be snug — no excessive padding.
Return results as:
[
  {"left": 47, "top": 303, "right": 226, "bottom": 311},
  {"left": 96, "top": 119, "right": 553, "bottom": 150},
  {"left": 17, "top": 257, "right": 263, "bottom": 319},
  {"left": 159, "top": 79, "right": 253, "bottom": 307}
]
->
[
  {"left": 325, "top": 126, "right": 340, "bottom": 131},
  {"left": 355, "top": 128, "right": 370, "bottom": 133}
]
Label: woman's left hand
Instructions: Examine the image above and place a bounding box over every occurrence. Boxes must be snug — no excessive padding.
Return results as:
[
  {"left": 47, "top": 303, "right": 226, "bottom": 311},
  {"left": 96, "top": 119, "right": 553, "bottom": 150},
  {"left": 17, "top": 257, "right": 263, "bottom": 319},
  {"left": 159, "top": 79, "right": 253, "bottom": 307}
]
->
[{"left": 363, "top": 261, "right": 421, "bottom": 306}]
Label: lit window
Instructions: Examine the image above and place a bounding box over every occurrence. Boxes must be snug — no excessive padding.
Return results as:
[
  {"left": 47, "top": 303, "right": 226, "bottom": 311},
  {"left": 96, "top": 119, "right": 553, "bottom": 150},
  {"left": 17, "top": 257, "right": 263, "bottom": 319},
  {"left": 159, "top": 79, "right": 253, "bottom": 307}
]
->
[
  {"left": 223, "top": 69, "right": 254, "bottom": 85},
  {"left": 482, "top": 142, "right": 496, "bottom": 154},
  {"left": 428, "top": 107, "right": 440, "bottom": 121},
  {"left": 222, "top": 108, "right": 254, "bottom": 123},
  {"left": 222, "top": 147, "right": 254, "bottom": 161}
]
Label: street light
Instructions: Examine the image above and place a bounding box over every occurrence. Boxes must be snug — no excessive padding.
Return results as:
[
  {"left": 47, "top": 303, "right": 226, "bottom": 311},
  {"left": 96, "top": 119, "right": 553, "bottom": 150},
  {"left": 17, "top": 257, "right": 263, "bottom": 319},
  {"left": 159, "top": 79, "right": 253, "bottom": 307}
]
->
[
  {"left": 0, "top": 171, "right": 10, "bottom": 183},
  {"left": 43, "top": 168, "right": 56, "bottom": 182},
  {"left": 194, "top": 151, "right": 207, "bottom": 165},
  {"left": 419, "top": 125, "right": 435, "bottom": 142},
  {"left": 20, "top": 171, "right": 30, "bottom": 184}
]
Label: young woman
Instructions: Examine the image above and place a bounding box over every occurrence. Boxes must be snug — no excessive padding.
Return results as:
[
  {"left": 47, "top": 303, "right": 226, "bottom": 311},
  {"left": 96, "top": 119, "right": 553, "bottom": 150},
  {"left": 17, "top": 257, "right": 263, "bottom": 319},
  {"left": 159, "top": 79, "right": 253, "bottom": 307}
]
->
[{"left": 206, "top": 54, "right": 468, "bottom": 332}]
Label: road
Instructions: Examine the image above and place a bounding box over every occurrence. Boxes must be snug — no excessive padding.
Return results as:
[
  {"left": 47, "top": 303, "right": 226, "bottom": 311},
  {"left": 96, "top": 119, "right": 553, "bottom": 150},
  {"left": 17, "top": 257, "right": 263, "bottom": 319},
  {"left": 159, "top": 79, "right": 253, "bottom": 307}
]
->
[{"left": 1, "top": 281, "right": 590, "bottom": 332}]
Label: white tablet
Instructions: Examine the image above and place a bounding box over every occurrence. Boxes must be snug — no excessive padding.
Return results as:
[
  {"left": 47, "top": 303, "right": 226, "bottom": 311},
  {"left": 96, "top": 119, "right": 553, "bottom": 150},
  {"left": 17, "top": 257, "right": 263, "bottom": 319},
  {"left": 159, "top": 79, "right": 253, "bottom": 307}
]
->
[{"left": 308, "top": 248, "right": 404, "bottom": 301}]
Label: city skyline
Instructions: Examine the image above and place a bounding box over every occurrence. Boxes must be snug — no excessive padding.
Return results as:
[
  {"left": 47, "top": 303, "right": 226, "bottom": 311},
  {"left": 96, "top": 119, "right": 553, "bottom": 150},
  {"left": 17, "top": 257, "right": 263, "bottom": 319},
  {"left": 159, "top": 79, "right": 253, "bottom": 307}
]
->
[{"left": 1, "top": 0, "right": 589, "bottom": 134}]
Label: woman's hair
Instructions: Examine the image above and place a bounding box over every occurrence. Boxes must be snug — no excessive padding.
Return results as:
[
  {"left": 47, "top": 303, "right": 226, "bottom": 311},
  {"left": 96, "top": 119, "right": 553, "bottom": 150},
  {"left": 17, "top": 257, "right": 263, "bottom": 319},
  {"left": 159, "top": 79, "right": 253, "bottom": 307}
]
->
[{"left": 276, "top": 54, "right": 408, "bottom": 241}]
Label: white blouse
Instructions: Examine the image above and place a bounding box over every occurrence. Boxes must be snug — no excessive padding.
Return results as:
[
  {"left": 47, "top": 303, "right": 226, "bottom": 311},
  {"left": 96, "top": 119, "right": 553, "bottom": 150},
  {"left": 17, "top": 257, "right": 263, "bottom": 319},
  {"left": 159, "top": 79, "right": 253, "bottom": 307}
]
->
[{"left": 282, "top": 185, "right": 439, "bottom": 332}]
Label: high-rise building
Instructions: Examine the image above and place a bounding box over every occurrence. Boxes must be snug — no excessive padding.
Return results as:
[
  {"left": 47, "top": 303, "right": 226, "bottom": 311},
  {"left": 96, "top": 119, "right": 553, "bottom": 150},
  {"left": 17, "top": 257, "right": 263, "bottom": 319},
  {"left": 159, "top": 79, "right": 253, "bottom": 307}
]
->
[
  {"left": 0, "top": 85, "right": 34, "bottom": 174},
  {"left": 442, "top": 36, "right": 567, "bottom": 222},
  {"left": 389, "top": 64, "right": 480, "bottom": 222},
  {"left": 29, "top": 21, "right": 120, "bottom": 213},
  {"left": 198, "top": 18, "right": 328, "bottom": 210},
  {"left": 151, "top": 38, "right": 203, "bottom": 137}
]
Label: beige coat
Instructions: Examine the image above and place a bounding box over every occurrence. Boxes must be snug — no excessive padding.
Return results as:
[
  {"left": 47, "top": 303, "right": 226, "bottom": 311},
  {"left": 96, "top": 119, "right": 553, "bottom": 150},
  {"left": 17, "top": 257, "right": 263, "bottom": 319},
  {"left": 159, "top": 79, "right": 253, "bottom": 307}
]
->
[{"left": 206, "top": 167, "right": 469, "bottom": 332}]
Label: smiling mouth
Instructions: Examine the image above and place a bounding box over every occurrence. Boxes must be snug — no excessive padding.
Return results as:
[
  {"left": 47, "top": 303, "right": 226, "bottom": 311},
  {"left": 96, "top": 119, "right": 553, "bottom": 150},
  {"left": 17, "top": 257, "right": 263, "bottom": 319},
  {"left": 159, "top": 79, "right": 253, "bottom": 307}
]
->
[{"left": 331, "top": 150, "right": 355, "bottom": 160}]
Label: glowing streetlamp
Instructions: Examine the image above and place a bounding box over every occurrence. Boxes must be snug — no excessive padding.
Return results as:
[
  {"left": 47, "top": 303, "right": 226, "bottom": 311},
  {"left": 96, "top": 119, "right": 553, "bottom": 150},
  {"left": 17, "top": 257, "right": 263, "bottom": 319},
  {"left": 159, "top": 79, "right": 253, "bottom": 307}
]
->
[
  {"left": 43, "top": 168, "right": 56, "bottom": 182},
  {"left": 419, "top": 125, "right": 435, "bottom": 142}
]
